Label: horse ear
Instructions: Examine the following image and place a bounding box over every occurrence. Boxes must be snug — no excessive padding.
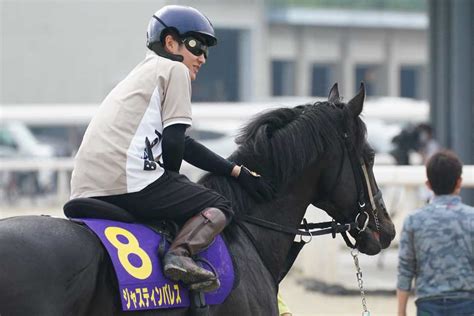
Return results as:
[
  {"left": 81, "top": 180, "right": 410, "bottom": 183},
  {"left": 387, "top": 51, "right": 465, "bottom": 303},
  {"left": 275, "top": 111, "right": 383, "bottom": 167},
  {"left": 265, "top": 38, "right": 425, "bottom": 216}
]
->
[
  {"left": 328, "top": 83, "right": 340, "bottom": 103},
  {"left": 348, "top": 82, "right": 365, "bottom": 117}
]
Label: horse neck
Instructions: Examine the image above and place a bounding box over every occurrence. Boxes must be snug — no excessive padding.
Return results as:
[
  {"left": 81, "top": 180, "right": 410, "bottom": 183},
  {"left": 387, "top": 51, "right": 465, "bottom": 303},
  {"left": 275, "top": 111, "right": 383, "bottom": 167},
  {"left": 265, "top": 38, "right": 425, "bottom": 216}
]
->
[{"left": 230, "top": 163, "right": 320, "bottom": 283}]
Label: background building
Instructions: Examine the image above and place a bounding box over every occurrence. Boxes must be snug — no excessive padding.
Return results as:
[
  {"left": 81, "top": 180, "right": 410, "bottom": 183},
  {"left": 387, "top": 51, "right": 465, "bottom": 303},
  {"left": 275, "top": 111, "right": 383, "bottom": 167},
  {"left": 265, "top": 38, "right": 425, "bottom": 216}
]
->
[
  {"left": 429, "top": 0, "right": 473, "bottom": 204},
  {"left": 1, "top": 0, "right": 428, "bottom": 103},
  {"left": 2, "top": 0, "right": 472, "bottom": 202}
]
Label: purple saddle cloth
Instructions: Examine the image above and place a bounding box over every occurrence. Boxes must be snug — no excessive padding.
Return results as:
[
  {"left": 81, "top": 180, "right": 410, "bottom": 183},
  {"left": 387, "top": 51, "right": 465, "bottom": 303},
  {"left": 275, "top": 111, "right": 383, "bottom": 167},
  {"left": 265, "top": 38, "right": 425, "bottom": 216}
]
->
[{"left": 79, "top": 218, "right": 234, "bottom": 311}]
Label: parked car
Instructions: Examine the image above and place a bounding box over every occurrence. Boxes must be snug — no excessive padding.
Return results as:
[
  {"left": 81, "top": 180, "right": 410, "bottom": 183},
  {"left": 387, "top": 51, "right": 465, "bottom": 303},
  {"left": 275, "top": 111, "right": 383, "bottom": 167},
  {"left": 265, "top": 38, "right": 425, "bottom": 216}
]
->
[{"left": 0, "top": 121, "right": 56, "bottom": 197}]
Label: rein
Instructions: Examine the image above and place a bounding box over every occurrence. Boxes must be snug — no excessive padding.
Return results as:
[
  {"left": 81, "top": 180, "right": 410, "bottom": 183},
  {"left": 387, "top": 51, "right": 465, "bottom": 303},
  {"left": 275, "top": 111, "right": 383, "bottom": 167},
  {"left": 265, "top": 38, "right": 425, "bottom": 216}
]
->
[
  {"left": 237, "top": 214, "right": 357, "bottom": 238},
  {"left": 234, "top": 214, "right": 360, "bottom": 284}
]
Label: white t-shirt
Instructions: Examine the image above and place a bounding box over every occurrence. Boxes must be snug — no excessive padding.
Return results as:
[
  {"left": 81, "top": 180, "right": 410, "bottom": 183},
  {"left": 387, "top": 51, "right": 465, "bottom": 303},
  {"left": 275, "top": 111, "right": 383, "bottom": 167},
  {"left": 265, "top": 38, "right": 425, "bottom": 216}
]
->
[{"left": 71, "top": 51, "right": 192, "bottom": 198}]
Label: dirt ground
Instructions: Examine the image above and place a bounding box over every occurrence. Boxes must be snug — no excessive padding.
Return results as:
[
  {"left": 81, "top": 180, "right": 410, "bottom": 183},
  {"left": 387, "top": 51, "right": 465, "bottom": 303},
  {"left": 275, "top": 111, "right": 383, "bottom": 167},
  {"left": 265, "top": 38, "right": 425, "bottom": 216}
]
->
[{"left": 280, "top": 271, "right": 417, "bottom": 316}]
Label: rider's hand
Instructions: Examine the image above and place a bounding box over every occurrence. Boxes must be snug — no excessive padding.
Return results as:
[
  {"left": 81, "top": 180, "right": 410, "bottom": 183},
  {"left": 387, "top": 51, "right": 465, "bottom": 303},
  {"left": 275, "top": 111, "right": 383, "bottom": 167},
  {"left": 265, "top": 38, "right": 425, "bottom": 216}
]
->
[{"left": 233, "top": 165, "right": 275, "bottom": 203}]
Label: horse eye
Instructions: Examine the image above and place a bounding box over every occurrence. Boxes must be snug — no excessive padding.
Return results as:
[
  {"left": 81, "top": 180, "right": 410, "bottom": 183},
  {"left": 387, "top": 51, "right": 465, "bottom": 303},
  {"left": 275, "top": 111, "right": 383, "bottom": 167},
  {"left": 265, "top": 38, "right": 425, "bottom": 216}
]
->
[
  {"left": 368, "top": 152, "right": 375, "bottom": 165},
  {"left": 363, "top": 149, "right": 375, "bottom": 165}
]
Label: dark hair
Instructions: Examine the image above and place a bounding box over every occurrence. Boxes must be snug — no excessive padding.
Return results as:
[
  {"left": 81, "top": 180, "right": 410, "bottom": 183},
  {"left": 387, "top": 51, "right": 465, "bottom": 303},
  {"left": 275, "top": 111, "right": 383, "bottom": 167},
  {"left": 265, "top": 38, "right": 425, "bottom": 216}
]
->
[
  {"left": 160, "top": 28, "right": 181, "bottom": 46},
  {"left": 426, "top": 150, "right": 462, "bottom": 195},
  {"left": 416, "top": 123, "right": 433, "bottom": 136}
]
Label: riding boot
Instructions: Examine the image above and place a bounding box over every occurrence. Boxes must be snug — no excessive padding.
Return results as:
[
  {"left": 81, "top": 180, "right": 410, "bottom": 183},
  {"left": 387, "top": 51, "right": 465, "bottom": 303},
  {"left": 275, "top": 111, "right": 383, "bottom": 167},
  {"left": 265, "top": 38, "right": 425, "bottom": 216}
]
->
[{"left": 163, "top": 208, "right": 227, "bottom": 292}]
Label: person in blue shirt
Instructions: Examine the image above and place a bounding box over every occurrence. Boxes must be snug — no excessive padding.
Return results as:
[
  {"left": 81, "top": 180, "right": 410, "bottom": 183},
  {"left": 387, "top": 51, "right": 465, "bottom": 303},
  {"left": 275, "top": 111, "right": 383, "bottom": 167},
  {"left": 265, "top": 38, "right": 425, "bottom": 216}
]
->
[{"left": 397, "top": 150, "right": 474, "bottom": 316}]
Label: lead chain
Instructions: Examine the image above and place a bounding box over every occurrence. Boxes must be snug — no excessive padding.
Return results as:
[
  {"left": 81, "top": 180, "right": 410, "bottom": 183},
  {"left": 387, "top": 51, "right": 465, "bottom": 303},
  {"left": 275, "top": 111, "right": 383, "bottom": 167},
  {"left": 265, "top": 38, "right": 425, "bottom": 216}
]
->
[{"left": 351, "top": 249, "right": 370, "bottom": 316}]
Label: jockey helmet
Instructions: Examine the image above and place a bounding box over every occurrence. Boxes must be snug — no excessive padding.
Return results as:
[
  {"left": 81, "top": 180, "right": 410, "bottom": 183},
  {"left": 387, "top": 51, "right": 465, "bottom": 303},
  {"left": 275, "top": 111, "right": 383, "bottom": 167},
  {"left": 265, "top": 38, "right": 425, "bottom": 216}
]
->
[{"left": 146, "top": 5, "right": 217, "bottom": 51}]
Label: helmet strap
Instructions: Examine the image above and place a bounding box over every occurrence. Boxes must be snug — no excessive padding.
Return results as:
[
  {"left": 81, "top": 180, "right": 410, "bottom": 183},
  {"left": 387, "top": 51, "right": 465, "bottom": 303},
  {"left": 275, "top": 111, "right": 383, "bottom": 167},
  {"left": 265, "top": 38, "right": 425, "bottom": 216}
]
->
[{"left": 149, "top": 43, "right": 184, "bottom": 62}]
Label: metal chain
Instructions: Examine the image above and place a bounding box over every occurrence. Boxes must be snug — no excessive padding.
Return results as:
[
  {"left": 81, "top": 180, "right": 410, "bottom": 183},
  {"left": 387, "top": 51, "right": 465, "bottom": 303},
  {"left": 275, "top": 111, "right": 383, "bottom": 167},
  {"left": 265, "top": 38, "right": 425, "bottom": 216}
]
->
[{"left": 351, "top": 249, "right": 371, "bottom": 316}]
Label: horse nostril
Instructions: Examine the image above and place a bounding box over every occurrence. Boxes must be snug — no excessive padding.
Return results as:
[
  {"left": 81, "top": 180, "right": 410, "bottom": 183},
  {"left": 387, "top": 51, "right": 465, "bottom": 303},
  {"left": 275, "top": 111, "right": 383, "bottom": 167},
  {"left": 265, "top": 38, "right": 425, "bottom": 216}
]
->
[{"left": 373, "top": 231, "right": 380, "bottom": 241}]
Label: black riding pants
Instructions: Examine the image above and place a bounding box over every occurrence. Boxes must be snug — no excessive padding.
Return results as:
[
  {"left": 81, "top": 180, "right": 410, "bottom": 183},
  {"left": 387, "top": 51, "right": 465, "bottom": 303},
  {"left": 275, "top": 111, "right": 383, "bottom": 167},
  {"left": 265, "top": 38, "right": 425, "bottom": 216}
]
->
[{"left": 94, "top": 170, "right": 233, "bottom": 225}]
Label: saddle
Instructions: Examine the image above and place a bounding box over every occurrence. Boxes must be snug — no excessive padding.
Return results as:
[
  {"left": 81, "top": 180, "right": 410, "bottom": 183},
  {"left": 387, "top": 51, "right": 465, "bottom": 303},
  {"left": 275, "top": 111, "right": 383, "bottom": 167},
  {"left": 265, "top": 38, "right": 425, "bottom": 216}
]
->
[
  {"left": 64, "top": 198, "right": 177, "bottom": 240},
  {"left": 64, "top": 198, "right": 135, "bottom": 222},
  {"left": 63, "top": 198, "right": 234, "bottom": 315}
]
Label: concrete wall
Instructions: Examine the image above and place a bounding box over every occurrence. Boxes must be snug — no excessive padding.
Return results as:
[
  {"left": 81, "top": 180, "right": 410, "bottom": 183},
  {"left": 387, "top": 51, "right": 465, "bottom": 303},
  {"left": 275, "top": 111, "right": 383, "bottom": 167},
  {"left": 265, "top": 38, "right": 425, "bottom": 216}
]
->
[
  {"left": 1, "top": 0, "right": 165, "bottom": 103},
  {"left": 1, "top": 0, "right": 271, "bottom": 103}
]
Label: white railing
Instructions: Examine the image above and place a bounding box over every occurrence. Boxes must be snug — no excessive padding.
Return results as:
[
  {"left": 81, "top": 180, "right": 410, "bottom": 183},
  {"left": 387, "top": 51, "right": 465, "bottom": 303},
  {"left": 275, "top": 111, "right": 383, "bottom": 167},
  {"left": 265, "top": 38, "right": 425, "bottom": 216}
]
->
[
  {"left": 0, "top": 158, "right": 472, "bottom": 204},
  {"left": 1, "top": 159, "right": 472, "bottom": 287},
  {"left": 0, "top": 158, "right": 74, "bottom": 205},
  {"left": 374, "top": 165, "right": 474, "bottom": 187}
]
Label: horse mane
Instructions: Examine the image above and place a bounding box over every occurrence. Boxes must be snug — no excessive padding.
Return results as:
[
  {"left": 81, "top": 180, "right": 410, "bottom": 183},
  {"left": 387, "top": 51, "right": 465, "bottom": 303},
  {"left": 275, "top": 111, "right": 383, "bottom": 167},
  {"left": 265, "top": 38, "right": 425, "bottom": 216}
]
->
[{"left": 199, "top": 101, "right": 367, "bottom": 214}]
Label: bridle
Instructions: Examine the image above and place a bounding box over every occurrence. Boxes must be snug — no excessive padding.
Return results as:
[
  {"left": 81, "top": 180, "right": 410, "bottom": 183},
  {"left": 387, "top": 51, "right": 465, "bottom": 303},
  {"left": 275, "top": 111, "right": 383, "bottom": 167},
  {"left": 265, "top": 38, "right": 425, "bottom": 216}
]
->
[
  {"left": 329, "top": 129, "right": 384, "bottom": 248},
  {"left": 237, "top": 125, "right": 384, "bottom": 244},
  {"left": 234, "top": 118, "right": 386, "bottom": 283}
]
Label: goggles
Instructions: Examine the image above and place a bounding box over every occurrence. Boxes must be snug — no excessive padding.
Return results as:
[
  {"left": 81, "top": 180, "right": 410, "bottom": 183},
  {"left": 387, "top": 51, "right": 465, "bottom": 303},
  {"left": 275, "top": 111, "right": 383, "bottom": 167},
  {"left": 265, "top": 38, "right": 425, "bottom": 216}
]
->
[{"left": 182, "top": 36, "right": 209, "bottom": 59}]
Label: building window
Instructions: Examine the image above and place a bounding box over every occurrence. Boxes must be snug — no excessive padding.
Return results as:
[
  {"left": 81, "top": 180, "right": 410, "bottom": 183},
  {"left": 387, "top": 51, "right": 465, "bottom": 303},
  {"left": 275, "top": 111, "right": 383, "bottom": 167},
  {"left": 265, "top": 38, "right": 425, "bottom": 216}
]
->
[
  {"left": 192, "top": 29, "right": 240, "bottom": 102},
  {"left": 311, "top": 64, "right": 335, "bottom": 97},
  {"left": 272, "top": 60, "right": 295, "bottom": 96},
  {"left": 400, "top": 65, "right": 425, "bottom": 99},
  {"left": 355, "top": 64, "right": 384, "bottom": 96}
]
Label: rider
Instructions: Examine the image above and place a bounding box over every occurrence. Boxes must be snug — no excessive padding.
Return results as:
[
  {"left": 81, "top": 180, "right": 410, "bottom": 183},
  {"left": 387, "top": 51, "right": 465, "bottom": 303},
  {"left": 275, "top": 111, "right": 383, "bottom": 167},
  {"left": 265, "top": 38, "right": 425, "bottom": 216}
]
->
[{"left": 70, "top": 5, "right": 274, "bottom": 292}]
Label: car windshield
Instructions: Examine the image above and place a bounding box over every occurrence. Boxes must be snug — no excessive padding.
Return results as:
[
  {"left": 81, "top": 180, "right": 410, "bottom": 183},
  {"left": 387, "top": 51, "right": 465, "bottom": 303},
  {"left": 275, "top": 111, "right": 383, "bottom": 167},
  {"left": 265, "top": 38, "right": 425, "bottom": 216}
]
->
[
  {"left": 1, "top": 122, "right": 40, "bottom": 149},
  {"left": 0, "top": 128, "right": 17, "bottom": 148}
]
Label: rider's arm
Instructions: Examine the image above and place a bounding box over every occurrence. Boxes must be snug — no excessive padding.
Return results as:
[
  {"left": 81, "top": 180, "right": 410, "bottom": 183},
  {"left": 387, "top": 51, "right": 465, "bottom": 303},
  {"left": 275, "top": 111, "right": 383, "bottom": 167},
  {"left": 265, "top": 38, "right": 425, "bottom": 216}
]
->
[
  {"left": 162, "top": 124, "right": 238, "bottom": 177},
  {"left": 160, "top": 63, "right": 193, "bottom": 172},
  {"left": 183, "top": 132, "right": 237, "bottom": 176},
  {"left": 161, "top": 124, "right": 186, "bottom": 172},
  {"left": 181, "top": 126, "right": 275, "bottom": 202}
]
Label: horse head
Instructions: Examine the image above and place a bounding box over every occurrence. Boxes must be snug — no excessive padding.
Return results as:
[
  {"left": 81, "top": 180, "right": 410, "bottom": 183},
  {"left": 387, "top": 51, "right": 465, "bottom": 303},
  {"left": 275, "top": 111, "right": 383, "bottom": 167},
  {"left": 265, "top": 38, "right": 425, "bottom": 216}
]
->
[
  {"left": 208, "top": 83, "right": 395, "bottom": 258},
  {"left": 313, "top": 83, "right": 396, "bottom": 255}
]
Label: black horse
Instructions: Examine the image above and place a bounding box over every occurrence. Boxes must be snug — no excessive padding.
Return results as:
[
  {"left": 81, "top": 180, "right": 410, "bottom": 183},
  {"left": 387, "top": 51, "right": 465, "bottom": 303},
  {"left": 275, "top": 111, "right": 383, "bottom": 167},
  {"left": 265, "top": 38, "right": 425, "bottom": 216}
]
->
[{"left": 0, "top": 84, "right": 395, "bottom": 315}]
